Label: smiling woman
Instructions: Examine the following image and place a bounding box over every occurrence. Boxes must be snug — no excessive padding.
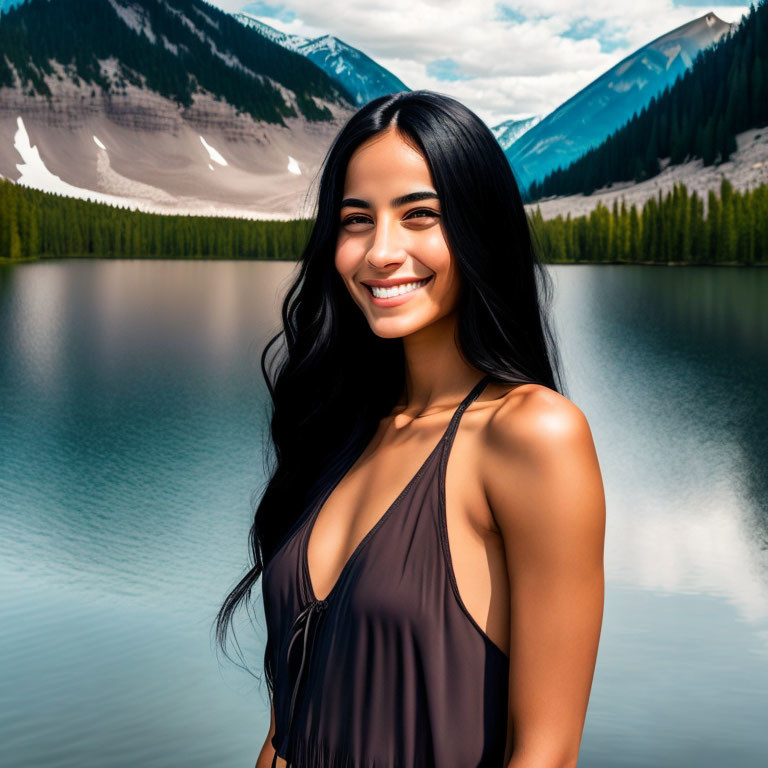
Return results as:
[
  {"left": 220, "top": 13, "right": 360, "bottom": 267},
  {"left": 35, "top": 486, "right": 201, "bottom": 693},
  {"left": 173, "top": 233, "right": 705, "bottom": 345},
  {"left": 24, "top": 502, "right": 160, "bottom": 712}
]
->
[
  {"left": 335, "top": 130, "right": 457, "bottom": 324},
  {"left": 214, "top": 90, "right": 605, "bottom": 768}
]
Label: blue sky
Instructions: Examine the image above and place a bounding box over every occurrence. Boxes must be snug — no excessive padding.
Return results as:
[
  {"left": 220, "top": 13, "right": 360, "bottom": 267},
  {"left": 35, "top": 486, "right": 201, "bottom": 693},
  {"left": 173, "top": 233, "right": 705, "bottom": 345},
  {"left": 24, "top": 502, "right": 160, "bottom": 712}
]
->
[{"left": 209, "top": 0, "right": 754, "bottom": 126}]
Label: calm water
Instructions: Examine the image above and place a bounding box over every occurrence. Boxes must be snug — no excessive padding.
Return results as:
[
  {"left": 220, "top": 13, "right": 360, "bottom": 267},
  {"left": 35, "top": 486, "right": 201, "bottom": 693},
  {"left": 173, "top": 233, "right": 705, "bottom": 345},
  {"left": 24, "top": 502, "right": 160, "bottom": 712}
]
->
[{"left": 0, "top": 259, "right": 766, "bottom": 768}]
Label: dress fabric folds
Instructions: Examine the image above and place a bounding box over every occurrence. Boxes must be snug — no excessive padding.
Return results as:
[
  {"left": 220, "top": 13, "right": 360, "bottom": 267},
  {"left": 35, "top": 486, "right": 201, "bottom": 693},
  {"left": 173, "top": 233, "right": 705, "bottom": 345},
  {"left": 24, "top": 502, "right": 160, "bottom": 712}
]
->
[{"left": 262, "top": 374, "right": 510, "bottom": 767}]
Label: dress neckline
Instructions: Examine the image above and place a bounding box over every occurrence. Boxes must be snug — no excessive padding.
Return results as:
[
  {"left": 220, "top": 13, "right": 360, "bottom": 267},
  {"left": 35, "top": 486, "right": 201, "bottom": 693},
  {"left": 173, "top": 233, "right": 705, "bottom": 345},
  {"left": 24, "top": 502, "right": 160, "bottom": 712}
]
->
[{"left": 301, "top": 373, "right": 492, "bottom": 605}]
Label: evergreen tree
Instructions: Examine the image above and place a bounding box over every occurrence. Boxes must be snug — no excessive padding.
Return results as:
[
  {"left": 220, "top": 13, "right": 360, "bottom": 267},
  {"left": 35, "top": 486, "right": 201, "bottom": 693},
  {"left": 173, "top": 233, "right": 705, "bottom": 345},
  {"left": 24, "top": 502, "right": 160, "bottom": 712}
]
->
[
  {"left": 629, "top": 204, "right": 641, "bottom": 263},
  {"left": 707, "top": 190, "right": 721, "bottom": 262}
]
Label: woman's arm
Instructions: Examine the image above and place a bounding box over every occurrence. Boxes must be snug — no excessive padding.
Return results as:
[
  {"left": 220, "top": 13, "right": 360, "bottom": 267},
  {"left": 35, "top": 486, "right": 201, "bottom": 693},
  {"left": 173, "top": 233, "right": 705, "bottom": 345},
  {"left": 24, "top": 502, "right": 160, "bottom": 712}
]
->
[
  {"left": 483, "top": 386, "right": 606, "bottom": 768},
  {"left": 255, "top": 700, "right": 280, "bottom": 768}
]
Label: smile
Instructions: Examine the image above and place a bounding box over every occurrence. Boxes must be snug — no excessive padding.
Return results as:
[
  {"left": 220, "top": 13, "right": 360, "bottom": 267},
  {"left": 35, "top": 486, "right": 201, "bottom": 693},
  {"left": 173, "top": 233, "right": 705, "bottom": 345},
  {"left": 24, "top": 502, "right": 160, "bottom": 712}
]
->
[{"left": 366, "top": 276, "right": 433, "bottom": 299}]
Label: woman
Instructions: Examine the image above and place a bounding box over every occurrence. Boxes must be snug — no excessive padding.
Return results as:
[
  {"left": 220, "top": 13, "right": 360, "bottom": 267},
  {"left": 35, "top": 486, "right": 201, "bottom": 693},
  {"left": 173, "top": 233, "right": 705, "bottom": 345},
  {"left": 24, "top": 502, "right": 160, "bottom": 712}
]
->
[{"left": 215, "top": 90, "right": 605, "bottom": 768}]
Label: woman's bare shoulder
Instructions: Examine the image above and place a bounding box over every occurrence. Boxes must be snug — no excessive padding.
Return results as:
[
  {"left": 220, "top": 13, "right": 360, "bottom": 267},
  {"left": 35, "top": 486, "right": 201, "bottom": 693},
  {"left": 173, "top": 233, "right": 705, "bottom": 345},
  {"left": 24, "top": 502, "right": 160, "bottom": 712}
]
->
[
  {"left": 482, "top": 384, "right": 605, "bottom": 768},
  {"left": 485, "top": 382, "right": 591, "bottom": 453},
  {"left": 480, "top": 382, "right": 603, "bottom": 536}
]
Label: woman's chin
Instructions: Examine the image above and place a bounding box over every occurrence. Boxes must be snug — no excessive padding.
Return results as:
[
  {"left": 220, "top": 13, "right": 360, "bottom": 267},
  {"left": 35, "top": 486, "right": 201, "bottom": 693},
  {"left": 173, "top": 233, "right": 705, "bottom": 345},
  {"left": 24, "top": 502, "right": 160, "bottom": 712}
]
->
[{"left": 365, "top": 314, "right": 435, "bottom": 340}]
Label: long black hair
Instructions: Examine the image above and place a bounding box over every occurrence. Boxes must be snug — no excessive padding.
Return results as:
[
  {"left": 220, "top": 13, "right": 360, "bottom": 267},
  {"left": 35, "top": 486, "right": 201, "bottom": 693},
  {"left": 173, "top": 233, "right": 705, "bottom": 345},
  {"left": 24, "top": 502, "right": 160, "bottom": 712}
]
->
[{"left": 213, "top": 89, "right": 565, "bottom": 693}]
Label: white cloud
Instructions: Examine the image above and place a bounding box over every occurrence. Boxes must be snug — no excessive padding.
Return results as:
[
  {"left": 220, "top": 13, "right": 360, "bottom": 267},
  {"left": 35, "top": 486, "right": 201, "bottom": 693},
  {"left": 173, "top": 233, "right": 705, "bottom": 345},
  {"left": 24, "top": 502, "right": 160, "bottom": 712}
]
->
[{"left": 207, "top": 1, "right": 753, "bottom": 126}]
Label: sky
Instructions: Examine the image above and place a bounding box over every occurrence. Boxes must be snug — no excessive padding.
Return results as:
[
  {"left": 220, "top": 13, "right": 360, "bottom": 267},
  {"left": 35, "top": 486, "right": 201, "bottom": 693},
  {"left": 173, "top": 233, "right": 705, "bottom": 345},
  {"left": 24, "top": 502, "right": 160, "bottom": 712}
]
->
[{"left": 207, "top": 0, "right": 755, "bottom": 127}]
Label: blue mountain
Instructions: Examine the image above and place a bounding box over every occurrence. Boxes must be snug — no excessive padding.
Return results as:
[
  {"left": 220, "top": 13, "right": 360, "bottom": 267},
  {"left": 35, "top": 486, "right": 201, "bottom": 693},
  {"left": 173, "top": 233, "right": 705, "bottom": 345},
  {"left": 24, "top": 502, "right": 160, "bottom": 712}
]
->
[
  {"left": 0, "top": 0, "right": 25, "bottom": 13},
  {"left": 505, "top": 12, "right": 739, "bottom": 190},
  {"left": 234, "top": 13, "right": 409, "bottom": 106}
]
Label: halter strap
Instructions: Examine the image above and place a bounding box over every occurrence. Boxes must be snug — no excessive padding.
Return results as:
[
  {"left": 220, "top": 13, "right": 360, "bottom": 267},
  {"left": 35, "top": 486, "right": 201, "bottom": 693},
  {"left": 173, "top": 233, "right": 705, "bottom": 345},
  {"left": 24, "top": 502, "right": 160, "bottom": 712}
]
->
[{"left": 441, "top": 373, "right": 492, "bottom": 448}]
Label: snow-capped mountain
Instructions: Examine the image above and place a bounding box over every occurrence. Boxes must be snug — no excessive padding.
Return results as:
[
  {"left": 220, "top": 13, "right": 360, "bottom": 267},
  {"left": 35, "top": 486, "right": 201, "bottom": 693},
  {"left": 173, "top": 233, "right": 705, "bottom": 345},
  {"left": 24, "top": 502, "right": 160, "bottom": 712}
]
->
[
  {"left": 234, "top": 12, "right": 409, "bottom": 106},
  {"left": 506, "top": 12, "right": 740, "bottom": 190},
  {"left": 491, "top": 115, "right": 542, "bottom": 152},
  {"left": 0, "top": 0, "right": 357, "bottom": 218},
  {"left": 232, "top": 12, "right": 309, "bottom": 51}
]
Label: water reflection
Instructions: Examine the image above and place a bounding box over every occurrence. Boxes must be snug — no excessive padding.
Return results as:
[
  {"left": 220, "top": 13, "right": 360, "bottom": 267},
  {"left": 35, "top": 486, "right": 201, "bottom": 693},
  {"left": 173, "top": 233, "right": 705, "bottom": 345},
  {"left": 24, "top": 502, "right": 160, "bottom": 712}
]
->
[
  {"left": 552, "top": 266, "right": 768, "bottom": 624},
  {"left": 0, "top": 259, "right": 766, "bottom": 767}
]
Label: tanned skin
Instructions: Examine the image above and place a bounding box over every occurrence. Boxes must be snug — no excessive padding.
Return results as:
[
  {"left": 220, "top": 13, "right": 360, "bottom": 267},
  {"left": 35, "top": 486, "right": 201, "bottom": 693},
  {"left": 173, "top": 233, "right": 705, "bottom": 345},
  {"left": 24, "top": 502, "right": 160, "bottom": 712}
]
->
[{"left": 257, "top": 126, "right": 605, "bottom": 768}]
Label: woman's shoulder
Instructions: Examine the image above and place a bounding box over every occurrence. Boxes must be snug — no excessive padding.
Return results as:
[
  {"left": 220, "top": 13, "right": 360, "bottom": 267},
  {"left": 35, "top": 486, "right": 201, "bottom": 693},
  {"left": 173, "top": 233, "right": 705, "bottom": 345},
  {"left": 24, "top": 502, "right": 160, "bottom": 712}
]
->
[
  {"left": 483, "top": 382, "right": 592, "bottom": 459},
  {"left": 479, "top": 381, "right": 604, "bottom": 537}
]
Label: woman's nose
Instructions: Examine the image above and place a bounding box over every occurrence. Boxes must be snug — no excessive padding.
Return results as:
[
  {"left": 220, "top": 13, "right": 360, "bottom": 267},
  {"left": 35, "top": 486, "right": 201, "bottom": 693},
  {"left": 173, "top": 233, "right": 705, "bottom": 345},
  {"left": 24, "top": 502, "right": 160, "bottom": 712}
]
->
[{"left": 366, "top": 215, "right": 406, "bottom": 267}]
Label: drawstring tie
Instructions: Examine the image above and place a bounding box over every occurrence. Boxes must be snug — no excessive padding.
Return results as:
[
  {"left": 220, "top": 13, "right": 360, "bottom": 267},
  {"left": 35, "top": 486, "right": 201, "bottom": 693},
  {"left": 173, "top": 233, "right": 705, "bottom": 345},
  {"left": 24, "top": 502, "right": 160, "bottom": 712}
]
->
[{"left": 271, "top": 598, "right": 329, "bottom": 767}]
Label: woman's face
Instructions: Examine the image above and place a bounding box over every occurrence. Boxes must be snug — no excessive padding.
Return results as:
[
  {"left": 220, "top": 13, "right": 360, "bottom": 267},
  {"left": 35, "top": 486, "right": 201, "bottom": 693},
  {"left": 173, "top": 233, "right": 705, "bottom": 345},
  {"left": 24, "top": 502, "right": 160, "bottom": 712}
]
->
[{"left": 335, "top": 127, "right": 460, "bottom": 339}]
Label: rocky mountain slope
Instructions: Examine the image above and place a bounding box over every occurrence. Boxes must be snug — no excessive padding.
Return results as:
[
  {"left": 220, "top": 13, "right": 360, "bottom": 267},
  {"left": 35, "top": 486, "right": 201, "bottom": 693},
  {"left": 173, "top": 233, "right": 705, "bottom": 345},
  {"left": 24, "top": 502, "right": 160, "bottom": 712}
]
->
[{"left": 0, "top": 0, "right": 357, "bottom": 218}]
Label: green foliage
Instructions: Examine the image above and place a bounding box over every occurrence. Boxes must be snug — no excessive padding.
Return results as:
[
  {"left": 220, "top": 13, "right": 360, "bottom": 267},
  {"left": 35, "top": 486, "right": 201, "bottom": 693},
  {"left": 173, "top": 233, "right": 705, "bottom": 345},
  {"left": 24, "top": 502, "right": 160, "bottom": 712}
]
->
[
  {"left": 527, "top": 0, "right": 768, "bottom": 201},
  {"left": 0, "top": 179, "right": 313, "bottom": 260},
  {"left": 1, "top": 177, "right": 766, "bottom": 265},
  {"left": 532, "top": 179, "right": 768, "bottom": 265}
]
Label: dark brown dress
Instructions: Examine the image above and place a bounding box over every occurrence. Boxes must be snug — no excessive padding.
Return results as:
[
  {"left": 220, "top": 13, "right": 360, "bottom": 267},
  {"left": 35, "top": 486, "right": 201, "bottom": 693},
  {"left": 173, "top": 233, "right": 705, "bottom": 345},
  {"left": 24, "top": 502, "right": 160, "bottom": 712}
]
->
[{"left": 262, "top": 373, "right": 510, "bottom": 767}]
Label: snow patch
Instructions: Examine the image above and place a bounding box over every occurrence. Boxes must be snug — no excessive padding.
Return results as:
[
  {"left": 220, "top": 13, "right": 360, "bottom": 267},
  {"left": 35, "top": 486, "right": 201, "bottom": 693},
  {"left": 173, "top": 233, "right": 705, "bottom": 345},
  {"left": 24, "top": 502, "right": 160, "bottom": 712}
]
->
[
  {"left": 208, "top": 163, "right": 214, "bottom": 171},
  {"left": 615, "top": 57, "right": 636, "bottom": 77},
  {"left": 199, "top": 135, "right": 227, "bottom": 166},
  {"left": 98, "top": 56, "right": 123, "bottom": 83},
  {"left": 192, "top": 5, "right": 219, "bottom": 30},
  {"left": 531, "top": 134, "right": 566, "bottom": 157},
  {"left": 260, "top": 74, "right": 299, "bottom": 114},
  {"left": 165, "top": 5, "right": 207, "bottom": 44},
  {"left": 639, "top": 54, "right": 664, "bottom": 75},
  {"left": 287, "top": 155, "right": 301, "bottom": 175},
  {"left": 13, "top": 116, "right": 139, "bottom": 209},
  {"left": 163, "top": 3, "right": 256, "bottom": 78},
  {"left": 93, "top": 135, "right": 106, "bottom": 150},
  {"left": 210, "top": 43, "right": 257, "bottom": 76},
  {"left": 233, "top": 12, "right": 308, "bottom": 51},
  {"left": 662, "top": 43, "right": 682, "bottom": 70},
  {"left": 161, "top": 35, "right": 178, "bottom": 56},
  {"left": 106, "top": 0, "right": 156, "bottom": 44},
  {"left": 2, "top": 53, "right": 22, "bottom": 90}
]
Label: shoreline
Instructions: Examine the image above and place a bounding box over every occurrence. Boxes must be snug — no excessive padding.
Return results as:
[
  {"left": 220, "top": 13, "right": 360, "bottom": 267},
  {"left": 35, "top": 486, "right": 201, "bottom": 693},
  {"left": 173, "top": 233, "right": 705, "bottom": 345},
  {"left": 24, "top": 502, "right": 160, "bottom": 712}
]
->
[{"left": 1, "top": 256, "right": 765, "bottom": 267}]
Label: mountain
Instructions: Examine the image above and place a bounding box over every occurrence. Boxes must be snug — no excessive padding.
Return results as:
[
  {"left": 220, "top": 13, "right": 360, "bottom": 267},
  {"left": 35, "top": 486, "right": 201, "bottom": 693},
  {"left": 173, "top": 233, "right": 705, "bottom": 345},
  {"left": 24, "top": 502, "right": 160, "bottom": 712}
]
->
[
  {"left": 233, "top": 13, "right": 409, "bottom": 106},
  {"left": 233, "top": 12, "right": 309, "bottom": 51},
  {"left": 491, "top": 115, "right": 542, "bottom": 152},
  {"left": 0, "top": 0, "right": 358, "bottom": 218},
  {"left": 0, "top": 0, "right": 354, "bottom": 123},
  {"left": 0, "top": 0, "right": 24, "bottom": 14},
  {"left": 526, "top": 0, "right": 768, "bottom": 217},
  {"left": 506, "top": 12, "right": 740, "bottom": 190}
]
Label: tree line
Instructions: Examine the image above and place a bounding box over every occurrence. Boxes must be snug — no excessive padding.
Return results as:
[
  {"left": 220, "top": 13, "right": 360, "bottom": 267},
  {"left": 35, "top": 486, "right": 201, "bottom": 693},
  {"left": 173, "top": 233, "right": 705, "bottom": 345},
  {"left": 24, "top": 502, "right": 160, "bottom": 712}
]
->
[
  {"left": 0, "top": 180, "right": 313, "bottom": 261},
  {"left": 531, "top": 178, "right": 768, "bottom": 265},
  {"left": 527, "top": 0, "right": 768, "bottom": 201},
  {"left": 1, "top": 177, "right": 766, "bottom": 265}
]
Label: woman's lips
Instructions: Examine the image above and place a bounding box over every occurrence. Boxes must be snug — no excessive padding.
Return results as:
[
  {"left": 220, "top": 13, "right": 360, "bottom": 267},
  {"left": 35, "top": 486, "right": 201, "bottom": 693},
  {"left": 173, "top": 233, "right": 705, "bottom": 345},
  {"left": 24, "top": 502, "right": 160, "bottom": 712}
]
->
[{"left": 364, "top": 275, "right": 434, "bottom": 307}]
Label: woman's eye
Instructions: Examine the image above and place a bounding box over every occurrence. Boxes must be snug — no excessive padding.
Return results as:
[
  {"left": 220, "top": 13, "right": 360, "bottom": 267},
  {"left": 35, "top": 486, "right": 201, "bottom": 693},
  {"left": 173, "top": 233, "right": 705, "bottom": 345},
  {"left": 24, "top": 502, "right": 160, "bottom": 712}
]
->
[
  {"left": 342, "top": 215, "right": 370, "bottom": 225},
  {"left": 341, "top": 209, "right": 440, "bottom": 227},
  {"left": 406, "top": 208, "right": 440, "bottom": 220}
]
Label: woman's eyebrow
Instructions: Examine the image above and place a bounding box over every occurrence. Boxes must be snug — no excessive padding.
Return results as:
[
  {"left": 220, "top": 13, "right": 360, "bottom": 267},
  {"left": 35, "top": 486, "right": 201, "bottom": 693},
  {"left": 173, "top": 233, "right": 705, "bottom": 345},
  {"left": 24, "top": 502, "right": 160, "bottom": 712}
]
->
[{"left": 340, "top": 190, "right": 439, "bottom": 209}]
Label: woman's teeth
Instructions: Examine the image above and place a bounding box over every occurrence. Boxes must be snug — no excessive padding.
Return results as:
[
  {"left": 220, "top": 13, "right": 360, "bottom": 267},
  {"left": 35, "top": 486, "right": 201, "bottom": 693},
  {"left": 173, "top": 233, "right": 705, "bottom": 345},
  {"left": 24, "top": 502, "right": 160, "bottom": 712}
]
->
[{"left": 369, "top": 277, "right": 431, "bottom": 299}]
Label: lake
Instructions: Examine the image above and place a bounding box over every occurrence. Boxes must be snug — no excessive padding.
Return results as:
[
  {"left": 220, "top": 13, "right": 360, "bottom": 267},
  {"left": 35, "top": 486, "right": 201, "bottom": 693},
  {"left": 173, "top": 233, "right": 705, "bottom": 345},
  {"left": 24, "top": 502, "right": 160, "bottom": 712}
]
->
[{"left": 0, "top": 259, "right": 766, "bottom": 768}]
